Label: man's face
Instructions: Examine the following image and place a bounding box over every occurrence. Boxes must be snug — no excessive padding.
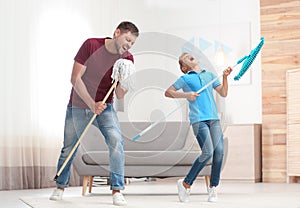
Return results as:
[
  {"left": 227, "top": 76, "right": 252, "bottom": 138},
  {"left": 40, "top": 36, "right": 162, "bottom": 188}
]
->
[{"left": 114, "top": 30, "right": 137, "bottom": 55}]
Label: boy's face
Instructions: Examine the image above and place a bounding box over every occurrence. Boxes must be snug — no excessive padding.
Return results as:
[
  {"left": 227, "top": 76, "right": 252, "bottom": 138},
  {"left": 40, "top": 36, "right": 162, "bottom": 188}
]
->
[
  {"left": 113, "top": 29, "right": 137, "bottom": 55},
  {"left": 180, "top": 53, "right": 199, "bottom": 72}
]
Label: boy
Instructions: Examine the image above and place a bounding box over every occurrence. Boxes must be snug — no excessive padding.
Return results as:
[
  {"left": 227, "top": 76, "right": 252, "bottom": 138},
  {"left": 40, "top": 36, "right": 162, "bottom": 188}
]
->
[{"left": 165, "top": 52, "right": 232, "bottom": 202}]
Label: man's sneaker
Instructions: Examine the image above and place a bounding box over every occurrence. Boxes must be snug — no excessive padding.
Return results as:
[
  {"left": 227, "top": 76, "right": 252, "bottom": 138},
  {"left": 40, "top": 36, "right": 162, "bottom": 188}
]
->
[
  {"left": 49, "top": 188, "right": 64, "bottom": 201},
  {"left": 208, "top": 186, "right": 218, "bottom": 202},
  {"left": 113, "top": 192, "right": 127, "bottom": 206},
  {"left": 177, "top": 179, "right": 190, "bottom": 202}
]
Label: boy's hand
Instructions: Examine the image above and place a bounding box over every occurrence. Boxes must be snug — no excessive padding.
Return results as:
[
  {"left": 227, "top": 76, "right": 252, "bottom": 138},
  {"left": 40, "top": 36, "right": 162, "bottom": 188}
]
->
[
  {"left": 186, "top": 92, "right": 199, "bottom": 101},
  {"left": 223, "top": 67, "right": 233, "bottom": 77}
]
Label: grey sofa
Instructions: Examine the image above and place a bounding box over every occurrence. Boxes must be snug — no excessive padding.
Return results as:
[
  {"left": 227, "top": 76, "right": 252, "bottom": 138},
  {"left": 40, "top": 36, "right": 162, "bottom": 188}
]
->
[{"left": 73, "top": 121, "right": 228, "bottom": 195}]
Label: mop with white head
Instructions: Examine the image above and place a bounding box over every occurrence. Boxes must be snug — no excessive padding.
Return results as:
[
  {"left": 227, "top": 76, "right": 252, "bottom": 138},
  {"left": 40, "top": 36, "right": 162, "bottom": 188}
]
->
[
  {"left": 111, "top": 58, "right": 136, "bottom": 91},
  {"left": 54, "top": 58, "right": 136, "bottom": 181}
]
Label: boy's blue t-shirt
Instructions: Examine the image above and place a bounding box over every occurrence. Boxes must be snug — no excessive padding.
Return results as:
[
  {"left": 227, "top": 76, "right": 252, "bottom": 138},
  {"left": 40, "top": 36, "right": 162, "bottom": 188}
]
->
[{"left": 173, "top": 70, "right": 221, "bottom": 124}]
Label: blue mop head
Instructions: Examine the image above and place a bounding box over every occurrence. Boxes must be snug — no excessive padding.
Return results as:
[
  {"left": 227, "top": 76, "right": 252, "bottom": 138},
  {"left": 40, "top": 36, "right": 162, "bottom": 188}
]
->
[{"left": 234, "top": 37, "right": 265, "bottom": 80}]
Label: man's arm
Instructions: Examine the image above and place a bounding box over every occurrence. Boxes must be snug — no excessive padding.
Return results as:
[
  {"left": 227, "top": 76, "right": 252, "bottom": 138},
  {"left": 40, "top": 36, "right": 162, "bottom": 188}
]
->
[
  {"left": 70, "top": 61, "right": 106, "bottom": 114},
  {"left": 115, "top": 83, "right": 128, "bottom": 99}
]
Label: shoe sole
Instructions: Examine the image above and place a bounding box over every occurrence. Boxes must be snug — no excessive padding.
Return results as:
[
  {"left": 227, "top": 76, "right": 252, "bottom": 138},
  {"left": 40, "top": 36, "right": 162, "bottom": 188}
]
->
[
  {"left": 208, "top": 198, "right": 218, "bottom": 202},
  {"left": 113, "top": 202, "right": 127, "bottom": 206},
  {"left": 49, "top": 197, "right": 62, "bottom": 201}
]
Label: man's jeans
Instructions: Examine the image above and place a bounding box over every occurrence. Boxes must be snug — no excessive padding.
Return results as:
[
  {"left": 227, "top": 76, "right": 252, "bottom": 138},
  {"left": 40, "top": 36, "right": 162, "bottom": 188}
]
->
[
  {"left": 184, "top": 120, "right": 224, "bottom": 187},
  {"left": 55, "top": 104, "right": 124, "bottom": 190}
]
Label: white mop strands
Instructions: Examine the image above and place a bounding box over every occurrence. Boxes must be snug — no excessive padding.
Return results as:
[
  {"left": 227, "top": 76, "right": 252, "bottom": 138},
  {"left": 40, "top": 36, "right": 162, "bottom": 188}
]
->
[
  {"left": 111, "top": 58, "right": 136, "bottom": 91},
  {"left": 54, "top": 58, "right": 135, "bottom": 181}
]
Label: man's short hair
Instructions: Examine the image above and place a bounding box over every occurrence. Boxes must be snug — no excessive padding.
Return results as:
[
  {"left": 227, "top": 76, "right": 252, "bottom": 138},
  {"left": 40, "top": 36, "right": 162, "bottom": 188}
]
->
[{"left": 117, "top": 21, "right": 139, "bottom": 37}]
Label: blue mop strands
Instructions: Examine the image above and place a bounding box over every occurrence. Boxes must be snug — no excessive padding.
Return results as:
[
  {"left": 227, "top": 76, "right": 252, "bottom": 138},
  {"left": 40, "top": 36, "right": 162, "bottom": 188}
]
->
[
  {"left": 196, "top": 38, "right": 262, "bottom": 93},
  {"left": 194, "top": 37, "right": 264, "bottom": 93},
  {"left": 234, "top": 37, "right": 265, "bottom": 80},
  {"left": 132, "top": 134, "right": 141, "bottom": 141}
]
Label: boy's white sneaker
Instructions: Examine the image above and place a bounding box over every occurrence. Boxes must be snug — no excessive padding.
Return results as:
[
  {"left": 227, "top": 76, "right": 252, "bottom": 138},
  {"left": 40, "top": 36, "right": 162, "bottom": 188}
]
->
[
  {"left": 113, "top": 192, "right": 127, "bottom": 206},
  {"left": 208, "top": 186, "right": 218, "bottom": 202},
  {"left": 177, "top": 179, "right": 190, "bottom": 202},
  {"left": 49, "top": 188, "right": 64, "bottom": 201}
]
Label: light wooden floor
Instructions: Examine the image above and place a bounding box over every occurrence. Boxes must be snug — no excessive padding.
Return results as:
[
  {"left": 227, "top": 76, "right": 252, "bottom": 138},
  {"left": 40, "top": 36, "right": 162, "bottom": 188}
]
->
[{"left": 2, "top": 177, "right": 300, "bottom": 208}]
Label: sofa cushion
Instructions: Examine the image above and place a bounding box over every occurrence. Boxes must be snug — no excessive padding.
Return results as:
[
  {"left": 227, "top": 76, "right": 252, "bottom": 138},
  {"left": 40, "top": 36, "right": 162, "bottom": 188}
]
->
[{"left": 81, "top": 150, "right": 212, "bottom": 166}]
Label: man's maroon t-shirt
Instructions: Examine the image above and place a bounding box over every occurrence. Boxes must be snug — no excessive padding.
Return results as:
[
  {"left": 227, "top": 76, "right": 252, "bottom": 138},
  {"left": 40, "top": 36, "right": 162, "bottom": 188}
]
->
[{"left": 69, "top": 38, "right": 134, "bottom": 109}]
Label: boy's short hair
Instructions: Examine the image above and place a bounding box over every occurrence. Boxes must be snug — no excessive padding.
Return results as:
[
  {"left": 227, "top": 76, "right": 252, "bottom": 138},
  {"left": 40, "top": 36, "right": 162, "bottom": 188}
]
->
[
  {"left": 179, "top": 52, "right": 188, "bottom": 73},
  {"left": 116, "top": 21, "right": 139, "bottom": 37}
]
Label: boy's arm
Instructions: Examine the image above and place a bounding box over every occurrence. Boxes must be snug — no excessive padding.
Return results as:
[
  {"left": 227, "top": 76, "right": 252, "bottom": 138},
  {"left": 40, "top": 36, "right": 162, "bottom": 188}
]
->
[
  {"left": 165, "top": 85, "right": 198, "bottom": 101},
  {"left": 215, "top": 67, "right": 232, "bottom": 97}
]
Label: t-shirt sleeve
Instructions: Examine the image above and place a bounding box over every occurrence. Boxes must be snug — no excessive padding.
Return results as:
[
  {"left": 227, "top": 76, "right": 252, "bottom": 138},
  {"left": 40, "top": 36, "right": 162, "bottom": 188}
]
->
[
  {"left": 74, "top": 39, "right": 92, "bottom": 65},
  {"left": 122, "top": 51, "right": 134, "bottom": 63},
  {"left": 211, "top": 72, "right": 221, "bottom": 88},
  {"left": 173, "top": 77, "right": 186, "bottom": 90}
]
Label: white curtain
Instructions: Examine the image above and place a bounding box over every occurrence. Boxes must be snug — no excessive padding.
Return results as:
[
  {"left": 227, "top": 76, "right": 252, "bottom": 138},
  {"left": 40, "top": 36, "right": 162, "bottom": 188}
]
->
[{"left": 0, "top": 0, "right": 110, "bottom": 190}]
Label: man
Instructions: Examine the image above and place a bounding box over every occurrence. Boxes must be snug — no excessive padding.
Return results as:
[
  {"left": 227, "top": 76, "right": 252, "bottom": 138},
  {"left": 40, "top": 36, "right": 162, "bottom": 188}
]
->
[
  {"left": 50, "top": 21, "right": 139, "bottom": 206},
  {"left": 165, "top": 52, "right": 232, "bottom": 203}
]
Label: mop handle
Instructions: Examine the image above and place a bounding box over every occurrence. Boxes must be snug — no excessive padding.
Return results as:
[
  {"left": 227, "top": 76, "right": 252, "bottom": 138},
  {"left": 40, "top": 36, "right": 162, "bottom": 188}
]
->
[
  {"left": 54, "top": 80, "right": 118, "bottom": 180},
  {"left": 132, "top": 102, "right": 186, "bottom": 141},
  {"left": 196, "top": 63, "right": 238, "bottom": 94}
]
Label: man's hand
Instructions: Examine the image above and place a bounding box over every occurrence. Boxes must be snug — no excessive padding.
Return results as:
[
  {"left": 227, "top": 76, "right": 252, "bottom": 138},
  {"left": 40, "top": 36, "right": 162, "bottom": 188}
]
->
[{"left": 94, "top": 102, "right": 107, "bottom": 115}]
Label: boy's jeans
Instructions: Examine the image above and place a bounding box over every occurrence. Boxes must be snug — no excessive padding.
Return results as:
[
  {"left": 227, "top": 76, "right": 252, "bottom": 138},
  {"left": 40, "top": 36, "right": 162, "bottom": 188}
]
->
[{"left": 184, "top": 120, "right": 224, "bottom": 187}]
